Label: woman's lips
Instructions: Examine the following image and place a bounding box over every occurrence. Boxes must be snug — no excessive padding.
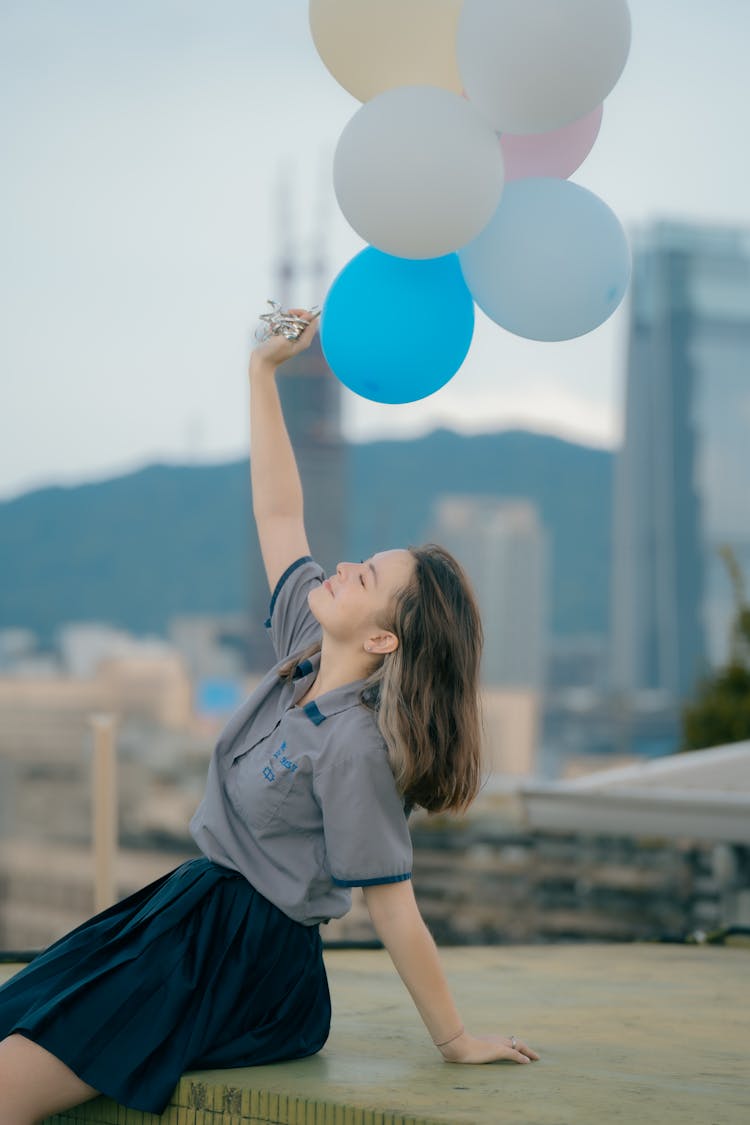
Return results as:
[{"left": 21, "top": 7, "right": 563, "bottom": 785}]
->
[{"left": 324, "top": 579, "right": 334, "bottom": 595}]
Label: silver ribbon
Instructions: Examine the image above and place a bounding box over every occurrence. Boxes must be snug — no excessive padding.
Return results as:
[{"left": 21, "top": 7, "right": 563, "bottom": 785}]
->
[{"left": 255, "top": 299, "right": 320, "bottom": 343}]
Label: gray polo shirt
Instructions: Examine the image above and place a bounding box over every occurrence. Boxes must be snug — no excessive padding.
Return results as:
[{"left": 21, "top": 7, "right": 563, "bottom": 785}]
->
[{"left": 189, "top": 555, "right": 413, "bottom": 926}]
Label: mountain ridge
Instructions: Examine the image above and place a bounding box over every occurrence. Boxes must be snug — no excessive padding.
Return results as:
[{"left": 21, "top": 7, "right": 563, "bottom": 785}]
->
[{"left": 0, "top": 429, "right": 613, "bottom": 649}]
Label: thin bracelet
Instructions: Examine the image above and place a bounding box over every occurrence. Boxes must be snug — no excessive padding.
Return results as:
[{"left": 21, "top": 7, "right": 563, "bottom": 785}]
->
[{"left": 434, "top": 1024, "right": 465, "bottom": 1049}]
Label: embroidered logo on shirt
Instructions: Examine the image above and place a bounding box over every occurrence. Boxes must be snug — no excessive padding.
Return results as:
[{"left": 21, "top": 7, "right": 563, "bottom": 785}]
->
[{"left": 262, "top": 740, "right": 298, "bottom": 782}]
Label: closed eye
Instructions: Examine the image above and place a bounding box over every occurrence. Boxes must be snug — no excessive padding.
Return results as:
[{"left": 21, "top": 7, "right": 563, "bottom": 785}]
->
[{"left": 359, "top": 560, "right": 366, "bottom": 587}]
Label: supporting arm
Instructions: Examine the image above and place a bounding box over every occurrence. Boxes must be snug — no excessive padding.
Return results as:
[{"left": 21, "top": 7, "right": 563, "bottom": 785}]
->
[{"left": 362, "top": 879, "right": 538, "bottom": 1065}]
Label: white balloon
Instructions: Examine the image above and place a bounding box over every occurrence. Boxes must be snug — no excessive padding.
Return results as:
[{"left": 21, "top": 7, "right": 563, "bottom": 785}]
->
[
  {"left": 457, "top": 0, "right": 632, "bottom": 134},
  {"left": 309, "top": 0, "right": 464, "bottom": 103},
  {"left": 333, "top": 85, "right": 505, "bottom": 259}
]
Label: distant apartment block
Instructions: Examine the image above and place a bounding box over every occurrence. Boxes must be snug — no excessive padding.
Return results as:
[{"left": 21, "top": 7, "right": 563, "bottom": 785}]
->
[
  {"left": 428, "top": 495, "right": 548, "bottom": 691},
  {"left": 57, "top": 622, "right": 172, "bottom": 679}
]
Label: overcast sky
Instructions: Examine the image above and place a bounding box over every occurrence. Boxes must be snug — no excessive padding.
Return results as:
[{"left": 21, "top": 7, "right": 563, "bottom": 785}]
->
[{"left": 1, "top": 0, "right": 749, "bottom": 501}]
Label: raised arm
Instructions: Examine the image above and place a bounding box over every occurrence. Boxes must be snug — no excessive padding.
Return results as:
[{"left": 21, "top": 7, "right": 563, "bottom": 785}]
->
[
  {"left": 248, "top": 310, "right": 319, "bottom": 593},
  {"left": 362, "top": 880, "right": 539, "bottom": 1065}
]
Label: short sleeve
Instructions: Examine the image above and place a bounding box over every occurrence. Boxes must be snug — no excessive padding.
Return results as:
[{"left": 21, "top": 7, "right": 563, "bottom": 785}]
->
[
  {"left": 264, "top": 556, "right": 325, "bottom": 661},
  {"left": 314, "top": 740, "right": 412, "bottom": 887}
]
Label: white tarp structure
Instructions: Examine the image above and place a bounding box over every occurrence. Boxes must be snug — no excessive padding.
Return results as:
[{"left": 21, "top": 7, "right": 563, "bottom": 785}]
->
[{"left": 518, "top": 741, "right": 750, "bottom": 844}]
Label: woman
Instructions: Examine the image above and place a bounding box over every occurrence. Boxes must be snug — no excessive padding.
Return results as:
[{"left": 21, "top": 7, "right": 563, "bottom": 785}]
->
[{"left": 0, "top": 309, "right": 539, "bottom": 1122}]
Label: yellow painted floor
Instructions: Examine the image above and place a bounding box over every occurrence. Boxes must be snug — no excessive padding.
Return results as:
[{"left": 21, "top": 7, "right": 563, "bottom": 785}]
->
[{"left": 2, "top": 941, "right": 749, "bottom": 1124}]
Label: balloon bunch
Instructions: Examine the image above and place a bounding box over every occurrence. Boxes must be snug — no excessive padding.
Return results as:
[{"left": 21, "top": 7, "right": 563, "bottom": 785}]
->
[{"left": 310, "top": 0, "right": 633, "bottom": 404}]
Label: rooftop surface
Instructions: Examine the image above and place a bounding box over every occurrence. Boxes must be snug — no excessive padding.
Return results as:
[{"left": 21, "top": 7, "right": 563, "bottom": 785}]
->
[{"left": 2, "top": 940, "right": 747, "bottom": 1124}]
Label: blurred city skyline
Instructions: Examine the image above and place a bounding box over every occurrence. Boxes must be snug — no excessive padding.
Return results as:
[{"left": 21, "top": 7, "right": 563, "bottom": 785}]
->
[{"left": 2, "top": 0, "right": 750, "bottom": 501}]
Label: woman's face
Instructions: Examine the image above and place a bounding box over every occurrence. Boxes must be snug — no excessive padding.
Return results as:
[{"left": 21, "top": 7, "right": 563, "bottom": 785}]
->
[{"left": 308, "top": 549, "right": 416, "bottom": 651}]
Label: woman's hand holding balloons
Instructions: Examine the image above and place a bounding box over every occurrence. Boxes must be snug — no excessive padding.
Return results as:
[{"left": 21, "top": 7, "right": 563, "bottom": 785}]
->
[{"left": 251, "top": 308, "right": 320, "bottom": 371}]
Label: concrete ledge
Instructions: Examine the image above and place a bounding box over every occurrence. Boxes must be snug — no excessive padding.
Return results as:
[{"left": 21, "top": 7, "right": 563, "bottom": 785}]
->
[{"left": 0, "top": 943, "right": 745, "bottom": 1124}]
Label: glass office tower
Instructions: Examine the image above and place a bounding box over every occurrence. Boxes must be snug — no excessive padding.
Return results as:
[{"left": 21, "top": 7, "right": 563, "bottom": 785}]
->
[{"left": 611, "top": 220, "right": 750, "bottom": 703}]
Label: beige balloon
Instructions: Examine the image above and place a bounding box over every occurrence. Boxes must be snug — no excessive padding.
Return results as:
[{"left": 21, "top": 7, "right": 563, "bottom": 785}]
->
[{"left": 309, "top": 0, "right": 464, "bottom": 102}]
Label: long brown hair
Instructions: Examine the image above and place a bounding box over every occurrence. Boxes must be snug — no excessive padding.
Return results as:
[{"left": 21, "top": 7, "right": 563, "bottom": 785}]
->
[{"left": 280, "top": 543, "right": 484, "bottom": 814}]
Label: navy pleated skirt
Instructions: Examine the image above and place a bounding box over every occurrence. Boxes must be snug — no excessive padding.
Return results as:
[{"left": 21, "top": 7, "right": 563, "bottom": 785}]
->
[{"left": 0, "top": 856, "right": 331, "bottom": 1114}]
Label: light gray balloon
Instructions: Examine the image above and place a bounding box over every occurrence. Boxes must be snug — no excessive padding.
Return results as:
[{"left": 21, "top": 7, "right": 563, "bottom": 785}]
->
[
  {"left": 458, "top": 178, "right": 632, "bottom": 342},
  {"left": 333, "top": 84, "right": 505, "bottom": 259},
  {"left": 457, "top": 0, "right": 632, "bottom": 134}
]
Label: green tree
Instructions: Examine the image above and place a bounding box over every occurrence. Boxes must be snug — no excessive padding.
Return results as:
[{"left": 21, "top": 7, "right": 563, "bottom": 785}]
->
[{"left": 680, "top": 545, "right": 750, "bottom": 752}]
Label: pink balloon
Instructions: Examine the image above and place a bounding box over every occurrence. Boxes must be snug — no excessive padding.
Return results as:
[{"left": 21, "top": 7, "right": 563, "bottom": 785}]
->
[{"left": 500, "top": 105, "right": 604, "bottom": 182}]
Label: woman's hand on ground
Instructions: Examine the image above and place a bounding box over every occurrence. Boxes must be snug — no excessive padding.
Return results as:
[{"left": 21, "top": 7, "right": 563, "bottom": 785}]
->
[
  {"left": 438, "top": 1030, "right": 540, "bottom": 1065},
  {"left": 250, "top": 307, "right": 320, "bottom": 370}
]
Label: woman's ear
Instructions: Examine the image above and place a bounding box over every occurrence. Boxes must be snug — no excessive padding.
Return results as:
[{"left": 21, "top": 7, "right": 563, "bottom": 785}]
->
[{"left": 365, "top": 632, "right": 399, "bottom": 655}]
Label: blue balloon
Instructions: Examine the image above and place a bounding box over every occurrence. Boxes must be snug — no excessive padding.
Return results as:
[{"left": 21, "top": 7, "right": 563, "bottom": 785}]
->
[
  {"left": 458, "top": 178, "right": 631, "bottom": 342},
  {"left": 320, "top": 247, "right": 475, "bottom": 404}
]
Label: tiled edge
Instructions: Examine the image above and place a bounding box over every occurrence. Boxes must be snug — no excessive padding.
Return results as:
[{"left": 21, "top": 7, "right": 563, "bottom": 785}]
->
[{"left": 49, "top": 1084, "right": 445, "bottom": 1125}]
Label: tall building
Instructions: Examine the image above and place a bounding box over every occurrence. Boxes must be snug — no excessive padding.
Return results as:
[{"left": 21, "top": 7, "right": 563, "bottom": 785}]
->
[
  {"left": 428, "top": 496, "right": 548, "bottom": 689},
  {"left": 248, "top": 170, "right": 346, "bottom": 662},
  {"left": 611, "top": 220, "right": 750, "bottom": 703}
]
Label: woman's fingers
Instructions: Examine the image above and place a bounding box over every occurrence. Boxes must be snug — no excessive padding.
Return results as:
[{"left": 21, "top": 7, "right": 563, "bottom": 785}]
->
[
  {"left": 300, "top": 314, "right": 320, "bottom": 337},
  {"left": 251, "top": 308, "right": 319, "bottom": 368},
  {"left": 505, "top": 1042, "right": 538, "bottom": 1063},
  {"left": 483, "top": 1035, "right": 539, "bottom": 1064},
  {"left": 292, "top": 317, "right": 319, "bottom": 352},
  {"left": 488, "top": 1034, "right": 539, "bottom": 1061},
  {"left": 287, "top": 309, "right": 319, "bottom": 346},
  {"left": 288, "top": 307, "right": 319, "bottom": 324},
  {"left": 444, "top": 1033, "right": 540, "bottom": 1065}
]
